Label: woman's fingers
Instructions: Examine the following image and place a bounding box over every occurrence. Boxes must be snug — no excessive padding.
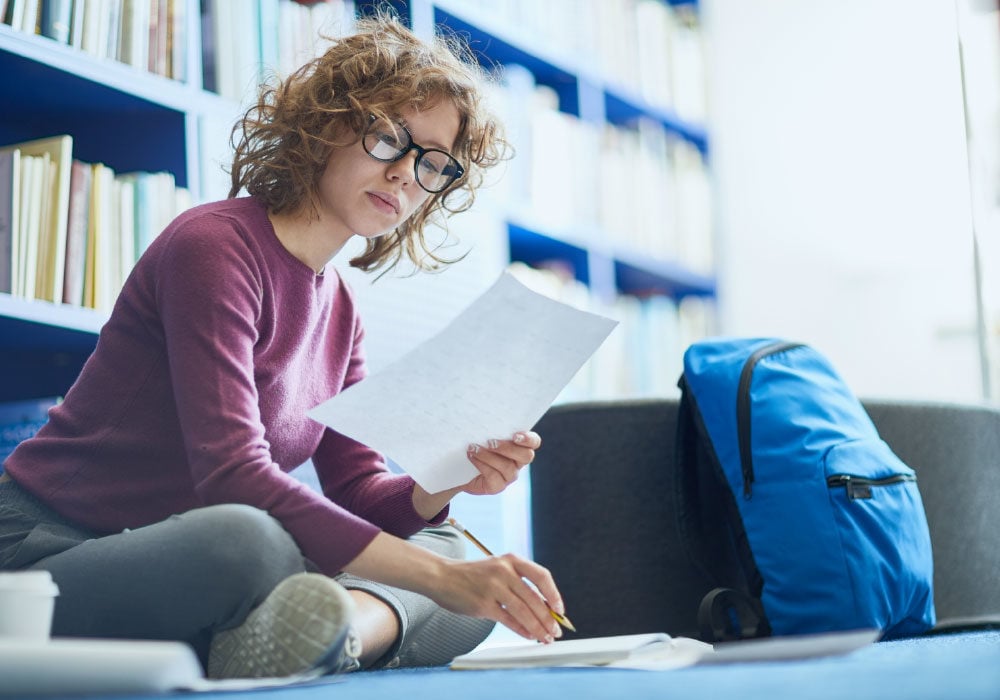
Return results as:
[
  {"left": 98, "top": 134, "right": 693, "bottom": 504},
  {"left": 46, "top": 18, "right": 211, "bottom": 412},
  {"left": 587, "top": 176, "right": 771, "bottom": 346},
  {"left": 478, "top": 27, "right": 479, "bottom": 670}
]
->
[
  {"left": 466, "top": 448, "right": 519, "bottom": 493},
  {"left": 465, "top": 431, "right": 543, "bottom": 495},
  {"left": 499, "top": 584, "right": 558, "bottom": 642},
  {"left": 494, "top": 605, "right": 534, "bottom": 641},
  {"left": 469, "top": 431, "right": 541, "bottom": 464},
  {"left": 494, "top": 555, "right": 563, "bottom": 641},
  {"left": 441, "top": 554, "right": 564, "bottom": 643}
]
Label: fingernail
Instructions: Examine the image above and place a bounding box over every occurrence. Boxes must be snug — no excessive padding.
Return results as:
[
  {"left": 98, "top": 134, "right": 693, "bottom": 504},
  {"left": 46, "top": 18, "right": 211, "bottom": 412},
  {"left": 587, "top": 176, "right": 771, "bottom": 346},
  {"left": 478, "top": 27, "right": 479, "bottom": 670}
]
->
[
  {"left": 467, "top": 444, "right": 479, "bottom": 454},
  {"left": 488, "top": 439, "right": 499, "bottom": 449},
  {"left": 544, "top": 634, "right": 554, "bottom": 644},
  {"left": 513, "top": 432, "right": 526, "bottom": 444}
]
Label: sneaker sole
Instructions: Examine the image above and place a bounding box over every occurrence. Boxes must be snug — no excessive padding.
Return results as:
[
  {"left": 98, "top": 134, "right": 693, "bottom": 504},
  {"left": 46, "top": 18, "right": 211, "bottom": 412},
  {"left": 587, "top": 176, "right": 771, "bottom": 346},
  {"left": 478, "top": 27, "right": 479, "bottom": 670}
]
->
[{"left": 208, "top": 573, "right": 357, "bottom": 679}]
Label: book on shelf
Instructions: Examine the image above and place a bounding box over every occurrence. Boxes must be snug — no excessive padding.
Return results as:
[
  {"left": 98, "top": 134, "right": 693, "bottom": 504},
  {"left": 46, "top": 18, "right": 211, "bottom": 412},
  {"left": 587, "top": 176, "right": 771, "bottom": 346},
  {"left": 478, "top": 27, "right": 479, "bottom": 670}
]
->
[
  {"left": 0, "top": 396, "right": 60, "bottom": 470},
  {"left": 86, "top": 161, "right": 115, "bottom": 312},
  {"left": 62, "top": 159, "right": 92, "bottom": 306},
  {"left": 0, "top": 149, "right": 18, "bottom": 295},
  {"left": 0, "top": 132, "right": 190, "bottom": 311},
  {"left": 79, "top": 0, "right": 101, "bottom": 55},
  {"left": 68, "top": 0, "right": 84, "bottom": 47},
  {"left": 149, "top": 0, "right": 170, "bottom": 77},
  {"left": 14, "top": 135, "right": 73, "bottom": 304},
  {"left": 39, "top": 0, "right": 72, "bottom": 43},
  {"left": 119, "top": 0, "right": 152, "bottom": 70},
  {"left": 18, "top": 150, "right": 44, "bottom": 301}
]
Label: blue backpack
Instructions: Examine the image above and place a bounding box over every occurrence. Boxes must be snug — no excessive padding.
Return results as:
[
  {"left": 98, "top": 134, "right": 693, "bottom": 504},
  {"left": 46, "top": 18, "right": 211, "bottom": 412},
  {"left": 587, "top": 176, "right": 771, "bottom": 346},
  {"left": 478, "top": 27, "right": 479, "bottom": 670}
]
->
[{"left": 676, "top": 337, "right": 935, "bottom": 641}]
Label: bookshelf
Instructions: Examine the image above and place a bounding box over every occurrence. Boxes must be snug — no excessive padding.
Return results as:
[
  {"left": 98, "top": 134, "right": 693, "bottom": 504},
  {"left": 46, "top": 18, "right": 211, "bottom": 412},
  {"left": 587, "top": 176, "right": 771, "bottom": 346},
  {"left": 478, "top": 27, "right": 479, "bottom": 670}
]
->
[
  {"left": 0, "top": 1, "right": 231, "bottom": 401},
  {"left": 1, "top": 0, "right": 715, "bottom": 405}
]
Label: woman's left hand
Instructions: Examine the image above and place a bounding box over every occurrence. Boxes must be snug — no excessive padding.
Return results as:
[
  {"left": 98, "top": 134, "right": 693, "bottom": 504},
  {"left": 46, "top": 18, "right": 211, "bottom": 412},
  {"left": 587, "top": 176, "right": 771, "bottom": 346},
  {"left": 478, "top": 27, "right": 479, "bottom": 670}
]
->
[
  {"left": 411, "top": 431, "right": 542, "bottom": 520},
  {"left": 462, "top": 431, "right": 542, "bottom": 496}
]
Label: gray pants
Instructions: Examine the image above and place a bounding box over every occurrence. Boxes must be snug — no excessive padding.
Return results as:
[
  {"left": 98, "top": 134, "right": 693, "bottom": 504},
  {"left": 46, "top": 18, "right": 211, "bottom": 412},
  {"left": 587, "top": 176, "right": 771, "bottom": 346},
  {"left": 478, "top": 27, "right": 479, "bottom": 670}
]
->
[{"left": 0, "top": 479, "right": 494, "bottom": 669}]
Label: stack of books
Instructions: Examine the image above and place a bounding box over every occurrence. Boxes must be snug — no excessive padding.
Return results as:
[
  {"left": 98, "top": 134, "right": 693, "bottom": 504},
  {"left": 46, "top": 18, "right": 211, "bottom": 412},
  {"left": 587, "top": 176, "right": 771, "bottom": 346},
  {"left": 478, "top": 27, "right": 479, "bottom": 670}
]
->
[{"left": 0, "top": 134, "right": 190, "bottom": 312}]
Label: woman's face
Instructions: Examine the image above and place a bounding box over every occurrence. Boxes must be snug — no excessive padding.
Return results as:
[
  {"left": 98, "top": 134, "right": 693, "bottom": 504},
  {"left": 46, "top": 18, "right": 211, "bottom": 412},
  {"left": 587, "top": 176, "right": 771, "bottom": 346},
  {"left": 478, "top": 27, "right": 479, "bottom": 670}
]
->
[{"left": 315, "top": 100, "right": 462, "bottom": 243}]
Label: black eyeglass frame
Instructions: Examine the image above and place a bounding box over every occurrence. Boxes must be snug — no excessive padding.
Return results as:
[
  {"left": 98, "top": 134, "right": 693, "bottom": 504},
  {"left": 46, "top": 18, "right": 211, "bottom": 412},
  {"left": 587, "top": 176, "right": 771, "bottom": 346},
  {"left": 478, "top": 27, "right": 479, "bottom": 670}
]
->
[{"left": 362, "top": 116, "right": 466, "bottom": 194}]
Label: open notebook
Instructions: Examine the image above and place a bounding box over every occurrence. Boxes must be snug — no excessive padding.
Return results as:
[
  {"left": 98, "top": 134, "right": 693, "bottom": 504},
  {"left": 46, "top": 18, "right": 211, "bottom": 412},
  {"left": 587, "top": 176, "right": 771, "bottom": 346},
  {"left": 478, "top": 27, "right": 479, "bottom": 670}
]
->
[{"left": 450, "top": 629, "right": 881, "bottom": 671}]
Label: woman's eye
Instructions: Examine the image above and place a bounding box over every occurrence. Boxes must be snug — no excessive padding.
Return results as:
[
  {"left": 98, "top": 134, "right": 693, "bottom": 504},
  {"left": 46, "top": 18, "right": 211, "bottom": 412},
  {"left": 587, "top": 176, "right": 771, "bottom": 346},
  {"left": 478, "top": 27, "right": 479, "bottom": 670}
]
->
[
  {"left": 419, "top": 159, "right": 444, "bottom": 175},
  {"left": 376, "top": 131, "right": 403, "bottom": 148}
]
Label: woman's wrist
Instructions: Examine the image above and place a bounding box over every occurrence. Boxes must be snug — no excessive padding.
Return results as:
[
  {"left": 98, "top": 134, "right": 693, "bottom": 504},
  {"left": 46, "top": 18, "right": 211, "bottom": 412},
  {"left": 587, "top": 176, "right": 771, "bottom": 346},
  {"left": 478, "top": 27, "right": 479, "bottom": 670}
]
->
[
  {"left": 411, "top": 483, "right": 462, "bottom": 521},
  {"left": 345, "top": 531, "right": 451, "bottom": 598}
]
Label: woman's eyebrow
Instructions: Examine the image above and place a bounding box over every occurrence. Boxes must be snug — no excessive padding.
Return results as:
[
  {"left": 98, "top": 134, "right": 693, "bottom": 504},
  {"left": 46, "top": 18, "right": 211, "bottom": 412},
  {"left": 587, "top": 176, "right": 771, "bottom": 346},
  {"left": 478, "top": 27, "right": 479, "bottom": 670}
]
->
[{"left": 399, "top": 118, "right": 452, "bottom": 151}]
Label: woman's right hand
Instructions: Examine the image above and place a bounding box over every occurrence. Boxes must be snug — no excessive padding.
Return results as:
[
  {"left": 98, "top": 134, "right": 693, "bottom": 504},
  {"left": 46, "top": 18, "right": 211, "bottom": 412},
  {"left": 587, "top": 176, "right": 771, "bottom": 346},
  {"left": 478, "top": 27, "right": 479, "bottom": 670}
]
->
[
  {"left": 345, "top": 532, "right": 565, "bottom": 643},
  {"left": 432, "top": 553, "right": 565, "bottom": 643}
]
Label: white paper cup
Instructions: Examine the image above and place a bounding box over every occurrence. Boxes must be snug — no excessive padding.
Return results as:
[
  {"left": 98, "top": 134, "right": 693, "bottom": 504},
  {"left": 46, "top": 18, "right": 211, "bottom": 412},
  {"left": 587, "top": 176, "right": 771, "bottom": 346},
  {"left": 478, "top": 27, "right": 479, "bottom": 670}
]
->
[{"left": 0, "top": 571, "right": 60, "bottom": 642}]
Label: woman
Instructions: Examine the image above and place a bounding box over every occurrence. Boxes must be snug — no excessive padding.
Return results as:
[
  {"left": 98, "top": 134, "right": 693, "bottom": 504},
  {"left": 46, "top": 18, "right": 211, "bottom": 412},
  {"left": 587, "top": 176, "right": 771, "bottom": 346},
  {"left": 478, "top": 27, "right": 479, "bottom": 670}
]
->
[{"left": 0, "top": 13, "right": 565, "bottom": 678}]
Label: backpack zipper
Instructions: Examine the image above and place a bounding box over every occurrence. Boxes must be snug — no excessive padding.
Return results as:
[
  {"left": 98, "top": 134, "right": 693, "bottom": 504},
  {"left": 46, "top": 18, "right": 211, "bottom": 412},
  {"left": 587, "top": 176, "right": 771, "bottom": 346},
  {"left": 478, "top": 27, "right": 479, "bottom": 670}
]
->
[
  {"left": 827, "top": 473, "right": 916, "bottom": 500},
  {"left": 736, "top": 341, "right": 804, "bottom": 499}
]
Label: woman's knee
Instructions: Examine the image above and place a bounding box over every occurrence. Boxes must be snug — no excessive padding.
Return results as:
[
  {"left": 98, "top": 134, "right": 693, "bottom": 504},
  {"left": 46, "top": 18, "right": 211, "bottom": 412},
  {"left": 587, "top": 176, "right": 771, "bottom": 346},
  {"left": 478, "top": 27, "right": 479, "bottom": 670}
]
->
[
  {"left": 172, "top": 504, "right": 305, "bottom": 584},
  {"left": 410, "top": 524, "right": 467, "bottom": 560}
]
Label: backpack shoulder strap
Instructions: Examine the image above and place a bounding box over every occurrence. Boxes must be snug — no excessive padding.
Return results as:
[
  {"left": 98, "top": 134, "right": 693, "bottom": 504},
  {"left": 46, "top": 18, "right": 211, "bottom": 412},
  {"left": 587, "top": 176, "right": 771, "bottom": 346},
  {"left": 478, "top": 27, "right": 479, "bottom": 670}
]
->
[{"left": 676, "top": 375, "right": 772, "bottom": 642}]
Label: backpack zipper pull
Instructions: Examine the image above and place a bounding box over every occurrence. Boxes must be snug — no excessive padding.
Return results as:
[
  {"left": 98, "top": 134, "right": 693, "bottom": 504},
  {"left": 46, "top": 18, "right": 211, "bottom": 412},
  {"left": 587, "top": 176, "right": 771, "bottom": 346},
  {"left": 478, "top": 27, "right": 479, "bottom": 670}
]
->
[{"left": 827, "top": 474, "right": 873, "bottom": 500}]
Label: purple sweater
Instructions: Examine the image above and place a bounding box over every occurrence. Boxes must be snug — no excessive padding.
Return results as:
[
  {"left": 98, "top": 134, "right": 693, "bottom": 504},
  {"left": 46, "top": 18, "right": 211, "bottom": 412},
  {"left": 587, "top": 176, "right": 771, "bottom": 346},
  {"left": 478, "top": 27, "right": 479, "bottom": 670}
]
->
[{"left": 6, "top": 197, "right": 443, "bottom": 576}]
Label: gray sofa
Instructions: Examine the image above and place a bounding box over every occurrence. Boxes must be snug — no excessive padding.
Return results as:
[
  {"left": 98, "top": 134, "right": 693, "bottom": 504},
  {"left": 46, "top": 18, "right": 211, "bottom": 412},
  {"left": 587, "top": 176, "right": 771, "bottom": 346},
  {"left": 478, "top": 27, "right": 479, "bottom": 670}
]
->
[{"left": 530, "top": 398, "right": 1000, "bottom": 639}]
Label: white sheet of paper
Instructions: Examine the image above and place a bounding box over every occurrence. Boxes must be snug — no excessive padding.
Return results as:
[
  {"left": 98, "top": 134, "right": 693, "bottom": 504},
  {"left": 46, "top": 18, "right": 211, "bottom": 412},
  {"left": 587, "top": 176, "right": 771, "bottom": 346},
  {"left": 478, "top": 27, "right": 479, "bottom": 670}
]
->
[{"left": 307, "top": 272, "right": 618, "bottom": 493}]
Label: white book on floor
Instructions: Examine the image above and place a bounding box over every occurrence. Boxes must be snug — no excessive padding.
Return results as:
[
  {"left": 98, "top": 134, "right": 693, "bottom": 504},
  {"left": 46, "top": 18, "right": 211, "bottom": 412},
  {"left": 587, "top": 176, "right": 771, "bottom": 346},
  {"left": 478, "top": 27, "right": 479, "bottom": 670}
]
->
[
  {"left": 0, "top": 638, "right": 342, "bottom": 694},
  {"left": 0, "top": 638, "right": 204, "bottom": 695}
]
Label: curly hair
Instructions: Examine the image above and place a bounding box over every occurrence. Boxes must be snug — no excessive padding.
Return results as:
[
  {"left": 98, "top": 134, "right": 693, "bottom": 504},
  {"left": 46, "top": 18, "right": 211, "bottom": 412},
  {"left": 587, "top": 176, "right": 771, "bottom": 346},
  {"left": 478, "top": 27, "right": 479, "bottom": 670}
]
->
[{"left": 228, "top": 10, "right": 510, "bottom": 273}]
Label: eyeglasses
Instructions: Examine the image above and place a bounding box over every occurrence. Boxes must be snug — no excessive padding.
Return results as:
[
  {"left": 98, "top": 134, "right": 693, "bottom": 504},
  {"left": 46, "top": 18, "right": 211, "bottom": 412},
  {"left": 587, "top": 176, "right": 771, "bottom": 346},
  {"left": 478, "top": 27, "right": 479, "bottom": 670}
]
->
[{"left": 362, "top": 116, "right": 465, "bottom": 194}]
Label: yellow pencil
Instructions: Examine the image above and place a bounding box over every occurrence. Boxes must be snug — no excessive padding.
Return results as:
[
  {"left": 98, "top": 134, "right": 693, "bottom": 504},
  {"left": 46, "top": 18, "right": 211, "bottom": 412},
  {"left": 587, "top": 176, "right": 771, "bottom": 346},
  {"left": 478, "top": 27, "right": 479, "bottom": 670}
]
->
[{"left": 446, "top": 517, "right": 577, "bottom": 633}]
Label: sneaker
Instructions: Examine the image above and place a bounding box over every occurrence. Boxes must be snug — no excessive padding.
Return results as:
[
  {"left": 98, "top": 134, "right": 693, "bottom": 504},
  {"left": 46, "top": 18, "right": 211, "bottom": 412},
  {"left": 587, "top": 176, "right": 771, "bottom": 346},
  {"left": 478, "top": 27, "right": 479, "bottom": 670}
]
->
[{"left": 207, "top": 572, "right": 362, "bottom": 679}]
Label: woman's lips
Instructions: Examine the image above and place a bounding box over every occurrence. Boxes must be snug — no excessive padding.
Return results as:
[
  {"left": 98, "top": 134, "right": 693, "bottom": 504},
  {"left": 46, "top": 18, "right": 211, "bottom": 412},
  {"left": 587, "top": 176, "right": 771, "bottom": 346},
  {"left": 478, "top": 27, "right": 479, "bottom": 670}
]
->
[{"left": 367, "top": 191, "right": 400, "bottom": 214}]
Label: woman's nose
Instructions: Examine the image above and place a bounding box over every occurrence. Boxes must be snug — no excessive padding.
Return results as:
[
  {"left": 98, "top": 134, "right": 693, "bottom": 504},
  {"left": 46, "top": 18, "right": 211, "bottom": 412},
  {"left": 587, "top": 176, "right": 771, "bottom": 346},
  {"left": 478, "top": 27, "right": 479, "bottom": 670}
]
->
[{"left": 386, "top": 149, "right": 419, "bottom": 185}]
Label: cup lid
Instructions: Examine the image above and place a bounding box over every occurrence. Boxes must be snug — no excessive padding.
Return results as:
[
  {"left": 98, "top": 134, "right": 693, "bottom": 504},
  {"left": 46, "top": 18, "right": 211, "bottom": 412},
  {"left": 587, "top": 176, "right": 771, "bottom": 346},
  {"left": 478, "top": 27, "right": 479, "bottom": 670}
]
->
[{"left": 0, "top": 571, "right": 59, "bottom": 595}]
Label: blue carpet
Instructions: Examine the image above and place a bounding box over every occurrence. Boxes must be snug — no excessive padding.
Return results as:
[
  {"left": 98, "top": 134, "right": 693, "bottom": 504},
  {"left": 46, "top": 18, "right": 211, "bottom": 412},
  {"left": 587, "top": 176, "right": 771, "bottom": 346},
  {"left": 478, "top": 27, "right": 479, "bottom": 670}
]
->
[{"left": 35, "top": 631, "right": 1000, "bottom": 700}]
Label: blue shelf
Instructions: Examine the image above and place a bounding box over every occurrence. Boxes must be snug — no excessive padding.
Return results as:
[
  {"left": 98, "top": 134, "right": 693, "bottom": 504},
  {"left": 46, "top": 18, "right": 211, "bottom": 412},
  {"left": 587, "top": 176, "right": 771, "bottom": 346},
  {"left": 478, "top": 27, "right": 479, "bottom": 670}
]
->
[
  {"left": 614, "top": 256, "right": 715, "bottom": 299},
  {"left": 0, "top": 296, "right": 102, "bottom": 401},
  {"left": 508, "top": 222, "right": 715, "bottom": 300},
  {"left": 603, "top": 87, "right": 709, "bottom": 155},
  {"left": 431, "top": 6, "right": 581, "bottom": 116},
  {"left": 507, "top": 224, "right": 592, "bottom": 287},
  {"left": 0, "top": 27, "right": 193, "bottom": 186}
]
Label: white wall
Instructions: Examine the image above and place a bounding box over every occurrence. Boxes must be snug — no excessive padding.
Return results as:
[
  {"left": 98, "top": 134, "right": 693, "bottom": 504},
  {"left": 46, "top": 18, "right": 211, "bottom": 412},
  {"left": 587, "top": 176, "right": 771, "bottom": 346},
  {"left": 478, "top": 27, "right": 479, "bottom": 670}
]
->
[{"left": 704, "top": 0, "right": 986, "bottom": 402}]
